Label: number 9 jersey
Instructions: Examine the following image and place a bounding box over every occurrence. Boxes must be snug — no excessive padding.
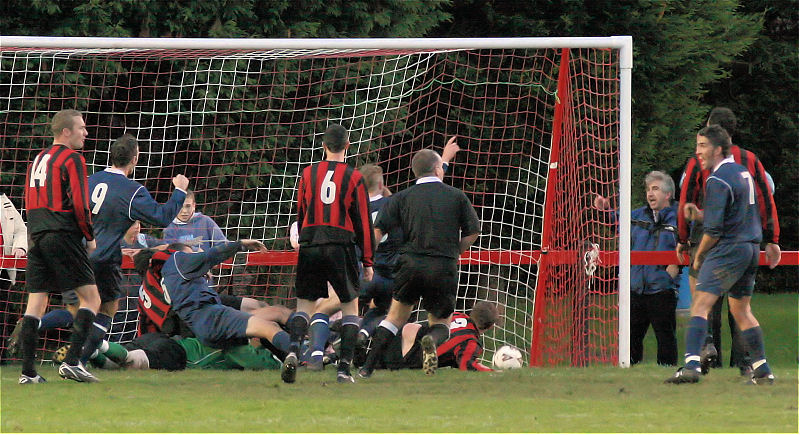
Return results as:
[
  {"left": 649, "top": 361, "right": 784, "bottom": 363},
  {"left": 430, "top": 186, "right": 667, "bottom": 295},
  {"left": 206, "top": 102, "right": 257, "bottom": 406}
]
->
[{"left": 88, "top": 168, "right": 186, "bottom": 265}]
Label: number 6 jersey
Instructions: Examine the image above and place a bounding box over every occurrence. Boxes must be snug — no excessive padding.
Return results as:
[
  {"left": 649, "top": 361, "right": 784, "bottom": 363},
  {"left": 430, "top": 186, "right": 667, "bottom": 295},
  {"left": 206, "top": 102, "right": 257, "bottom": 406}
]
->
[{"left": 296, "top": 160, "right": 374, "bottom": 267}]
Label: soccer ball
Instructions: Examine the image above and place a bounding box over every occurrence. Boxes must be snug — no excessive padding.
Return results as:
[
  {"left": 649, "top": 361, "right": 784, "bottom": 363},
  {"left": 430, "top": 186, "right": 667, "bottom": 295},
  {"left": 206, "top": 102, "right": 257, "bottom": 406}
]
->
[{"left": 492, "top": 345, "right": 524, "bottom": 370}]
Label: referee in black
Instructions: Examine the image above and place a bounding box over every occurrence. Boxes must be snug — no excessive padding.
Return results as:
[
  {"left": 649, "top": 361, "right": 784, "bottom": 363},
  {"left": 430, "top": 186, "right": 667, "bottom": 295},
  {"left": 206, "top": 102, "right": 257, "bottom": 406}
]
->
[{"left": 359, "top": 145, "right": 481, "bottom": 378}]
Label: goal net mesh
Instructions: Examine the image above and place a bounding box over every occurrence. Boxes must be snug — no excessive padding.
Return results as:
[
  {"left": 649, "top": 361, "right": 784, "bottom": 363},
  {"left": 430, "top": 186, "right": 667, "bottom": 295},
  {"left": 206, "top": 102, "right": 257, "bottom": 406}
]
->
[{"left": 0, "top": 44, "right": 620, "bottom": 367}]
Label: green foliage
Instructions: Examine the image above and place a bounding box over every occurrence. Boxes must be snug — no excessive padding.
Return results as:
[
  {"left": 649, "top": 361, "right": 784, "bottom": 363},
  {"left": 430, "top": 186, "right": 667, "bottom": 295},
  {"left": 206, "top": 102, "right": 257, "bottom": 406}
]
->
[
  {"left": 1, "top": 0, "right": 451, "bottom": 38},
  {"left": 700, "top": 0, "right": 798, "bottom": 290},
  {"left": 430, "top": 0, "right": 764, "bottom": 206}
]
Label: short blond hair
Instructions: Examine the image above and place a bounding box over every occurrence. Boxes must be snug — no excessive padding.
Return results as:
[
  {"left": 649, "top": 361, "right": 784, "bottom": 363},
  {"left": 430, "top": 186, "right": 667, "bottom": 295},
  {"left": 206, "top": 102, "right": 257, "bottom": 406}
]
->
[
  {"left": 358, "top": 164, "right": 384, "bottom": 192},
  {"left": 51, "top": 109, "right": 82, "bottom": 136}
]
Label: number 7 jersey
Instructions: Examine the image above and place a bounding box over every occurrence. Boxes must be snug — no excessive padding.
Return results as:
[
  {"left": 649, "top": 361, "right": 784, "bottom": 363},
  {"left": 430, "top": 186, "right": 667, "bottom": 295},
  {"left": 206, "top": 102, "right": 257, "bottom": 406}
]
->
[
  {"left": 296, "top": 160, "right": 374, "bottom": 267},
  {"left": 703, "top": 159, "right": 762, "bottom": 244}
]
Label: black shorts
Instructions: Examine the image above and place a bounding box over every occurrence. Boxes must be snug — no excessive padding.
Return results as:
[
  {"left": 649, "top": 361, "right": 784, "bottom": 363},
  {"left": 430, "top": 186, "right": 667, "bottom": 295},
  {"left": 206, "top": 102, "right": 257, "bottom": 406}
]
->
[
  {"left": 26, "top": 231, "right": 94, "bottom": 294},
  {"left": 92, "top": 261, "right": 123, "bottom": 303},
  {"left": 125, "top": 333, "right": 187, "bottom": 371},
  {"left": 295, "top": 244, "right": 360, "bottom": 304},
  {"left": 393, "top": 253, "right": 457, "bottom": 319}
]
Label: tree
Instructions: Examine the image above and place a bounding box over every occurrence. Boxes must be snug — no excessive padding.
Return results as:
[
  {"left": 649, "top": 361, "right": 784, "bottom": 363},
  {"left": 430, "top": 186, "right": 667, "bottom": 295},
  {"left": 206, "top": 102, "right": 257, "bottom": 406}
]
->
[
  {"left": 0, "top": 0, "right": 451, "bottom": 38},
  {"left": 428, "top": 0, "right": 764, "bottom": 205},
  {"left": 702, "top": 0, "right": 798, "bottom": 291}
]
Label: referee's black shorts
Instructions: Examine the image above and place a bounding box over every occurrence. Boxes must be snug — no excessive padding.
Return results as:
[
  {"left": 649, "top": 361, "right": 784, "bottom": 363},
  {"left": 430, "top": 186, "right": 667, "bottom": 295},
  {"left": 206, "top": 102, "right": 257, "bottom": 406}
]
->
[
  {"left": 393, "top": 253, "right": 458, "bottom": 320},
  {"left": 26, "top": 231, "right": 95, "bottom": 294},
  {"left": 295, "top": 244, "right": 360, "bottom": 303}
]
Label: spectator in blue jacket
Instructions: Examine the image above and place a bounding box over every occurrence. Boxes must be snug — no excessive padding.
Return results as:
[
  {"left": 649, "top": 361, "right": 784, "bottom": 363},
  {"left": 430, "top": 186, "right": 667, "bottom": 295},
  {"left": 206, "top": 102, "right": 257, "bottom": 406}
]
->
[
  {"left": 163, "top": 190, "right": 227, "bottom": 252},
  {"left": 595, "top": 170, "right": 680, "bottom": 366}
]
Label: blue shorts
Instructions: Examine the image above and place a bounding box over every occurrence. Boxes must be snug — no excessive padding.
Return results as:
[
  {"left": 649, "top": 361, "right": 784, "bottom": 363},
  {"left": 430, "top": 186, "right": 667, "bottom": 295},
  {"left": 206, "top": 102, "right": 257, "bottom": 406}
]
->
[
  {"left": 696, "top": 242, "right": 759, "bottom": 299},
  {"left": 91, "top": 261, "right": 123, "bottom": 303},
  {"left": 186, "top": 304, "right": 251, "bottom": 348},
  {"left": 360, "top": 269, "right": 394, "bottom": 312}
]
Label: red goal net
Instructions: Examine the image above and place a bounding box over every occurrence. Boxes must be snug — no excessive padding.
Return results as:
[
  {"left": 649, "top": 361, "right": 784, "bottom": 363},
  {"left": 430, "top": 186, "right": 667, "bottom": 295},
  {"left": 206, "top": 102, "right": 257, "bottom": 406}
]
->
[{"left": 0, "top": 40, "right": 626, "bottom": 367}]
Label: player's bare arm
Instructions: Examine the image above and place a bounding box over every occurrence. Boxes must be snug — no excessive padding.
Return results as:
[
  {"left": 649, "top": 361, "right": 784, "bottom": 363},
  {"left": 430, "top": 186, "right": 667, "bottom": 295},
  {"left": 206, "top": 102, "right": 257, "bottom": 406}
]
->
[
  {"left": 692, "top": 234, "right": 719, "bottom": 271},
  {"left": 459, "top": 232, "right": 479, "bottom": 254},
  {"left": 442, "top": 136, "right": 461, "bottom": 165},
  {"left": 683, "top": 202, "right": 703, "bottom": 222},
  {"left": 240, "top": 239, "right": 268, "bottom": 253},
  {"left": 172, "top": 174, "right": 190, "bottom": 191},
  {"left": 765, "top": 243, "right": 781, "bottom": 269}
]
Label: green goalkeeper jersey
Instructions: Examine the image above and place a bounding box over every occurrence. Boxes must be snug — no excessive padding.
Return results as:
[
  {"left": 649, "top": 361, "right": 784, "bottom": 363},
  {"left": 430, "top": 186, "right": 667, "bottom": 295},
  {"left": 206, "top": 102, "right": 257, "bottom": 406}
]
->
[{"left": 177, "top": 337, "right": 282, "bottom": 370}]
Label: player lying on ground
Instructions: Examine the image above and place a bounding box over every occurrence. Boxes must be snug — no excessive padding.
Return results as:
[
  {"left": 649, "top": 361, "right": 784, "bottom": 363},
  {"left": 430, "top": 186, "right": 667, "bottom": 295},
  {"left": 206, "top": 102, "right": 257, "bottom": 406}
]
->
[
  {"left": 131, "top": 241, "right": 292, "bottom": 356},
  {"left": 134, "top": 241, "right": 290, "bottom": 338},
  {"left": 87, "top": 333, "right": 282, "bottom": 371},
  {"left": 358, "top": 301, "right": 499, "bottom": 372}
]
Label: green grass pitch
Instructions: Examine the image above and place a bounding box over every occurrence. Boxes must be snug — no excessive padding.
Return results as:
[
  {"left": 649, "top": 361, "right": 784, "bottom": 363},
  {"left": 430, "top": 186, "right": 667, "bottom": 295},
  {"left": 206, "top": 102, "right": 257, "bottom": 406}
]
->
[{"left": 2, "top": 293, "right": 797, "bottom": 433}]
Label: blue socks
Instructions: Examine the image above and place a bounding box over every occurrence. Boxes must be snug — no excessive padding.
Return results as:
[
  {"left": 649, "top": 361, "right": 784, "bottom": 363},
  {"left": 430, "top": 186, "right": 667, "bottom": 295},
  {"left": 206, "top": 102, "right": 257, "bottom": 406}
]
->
[
  {"left": 271, "top": 330, "right": 291, "bottom": 354},
  {"left": 308, "top": 313, "right": 330, "bottom": 363},
  {"left": 359, "top": 308, "right": 386, "bottom": 339},
  {"left": 39, "top": 309, "right": 74, "bottom": 330},
  {"left": 287, "top": 312, "right": 310, "bottom": 355},
  {"left": 741, "top": 326, "right": 770, "bottom": 375},
  {"left": 684, "top": 316, "right": 707, "bottom": 370}
]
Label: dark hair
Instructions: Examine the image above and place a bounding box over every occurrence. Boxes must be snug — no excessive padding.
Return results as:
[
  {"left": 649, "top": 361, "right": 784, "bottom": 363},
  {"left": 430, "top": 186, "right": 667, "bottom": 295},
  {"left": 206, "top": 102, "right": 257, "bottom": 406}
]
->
[
  {"left": 133, "top": 249, "right": 158, "bottom": 277},
  {"left": 323, "top": 124, "right": 349, "bottom": 153},
  {"left": 358, "top": 164, "right": 383, "bottom": 192},
  {"left": 470, "top": 301, "right": 499, "bottom": 331},
  {"left": 110, "top": 134, "right": 138, "bottom": 168},
  {"left": 132, "top": 243, "right": 190, "bottom": 277},
  {"left": 698, "top": 124, "right": 732, "bottom": 157},
  {"left": 707, "top": 107, "right": 736, "bottom": 137},
  {"left": 411, "top": 149, "right": 440, "bottom": 178},
  {"left": 51, "top": 109, "right": 82, "bottom": 136}
]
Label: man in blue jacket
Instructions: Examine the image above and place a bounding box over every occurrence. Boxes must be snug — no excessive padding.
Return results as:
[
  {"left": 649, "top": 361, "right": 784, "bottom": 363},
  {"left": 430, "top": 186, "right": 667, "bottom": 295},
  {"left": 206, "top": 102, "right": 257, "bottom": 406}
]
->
[{"left": 596, "top": 170, "right": 680, "bottom": 365}]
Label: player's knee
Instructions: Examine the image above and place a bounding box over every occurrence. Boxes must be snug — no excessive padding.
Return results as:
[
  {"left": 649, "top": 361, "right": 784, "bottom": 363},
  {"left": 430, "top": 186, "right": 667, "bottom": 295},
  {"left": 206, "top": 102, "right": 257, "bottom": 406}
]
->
[
  {"left": 99, "top": 299, "right": 119, "bottom": 316},
  {"left": 75, "top": 285, "right": 101, "bottom": 311},
  {"left": 246, "top": 316, "right": 279, "bottom": 338},
  {"left": 240, "top": 297, "right": 266, "bottom": 313}
]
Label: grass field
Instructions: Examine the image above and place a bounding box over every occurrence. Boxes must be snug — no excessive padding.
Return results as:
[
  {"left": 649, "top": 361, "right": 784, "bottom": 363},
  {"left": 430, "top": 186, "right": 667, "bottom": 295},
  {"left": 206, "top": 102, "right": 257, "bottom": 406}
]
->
[{"left": 2, "top": 293, "right": 797, "bottom": 433}]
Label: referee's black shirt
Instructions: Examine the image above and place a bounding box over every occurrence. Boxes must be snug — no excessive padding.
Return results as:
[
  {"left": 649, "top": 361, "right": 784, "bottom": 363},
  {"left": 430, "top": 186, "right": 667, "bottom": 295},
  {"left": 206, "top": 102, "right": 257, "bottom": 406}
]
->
[{"left": 375, "top": 177, "right": 480, "bottom": 259}]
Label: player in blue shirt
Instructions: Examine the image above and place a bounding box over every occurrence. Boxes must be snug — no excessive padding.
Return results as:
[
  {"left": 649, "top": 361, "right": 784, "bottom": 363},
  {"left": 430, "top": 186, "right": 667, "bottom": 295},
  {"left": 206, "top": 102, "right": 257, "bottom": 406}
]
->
[
  {"left": 154, "top": 240, "right": 291, "bottom": 353},
  {"left": 354, "top": 164, "right": 403, "bottom": 353},
  {"left": 666, "top": 125, "right": 774, "bottom": 385},
  {"left": 79, "top": 134, "right": 189, "bottom": 368}
]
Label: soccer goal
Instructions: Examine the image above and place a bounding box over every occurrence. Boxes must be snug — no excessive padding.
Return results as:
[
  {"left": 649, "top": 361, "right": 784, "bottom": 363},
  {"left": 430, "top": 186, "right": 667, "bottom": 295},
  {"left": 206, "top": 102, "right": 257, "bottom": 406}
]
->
[{"left": 0, "top": 36, "right": 632, "bottom": 367}]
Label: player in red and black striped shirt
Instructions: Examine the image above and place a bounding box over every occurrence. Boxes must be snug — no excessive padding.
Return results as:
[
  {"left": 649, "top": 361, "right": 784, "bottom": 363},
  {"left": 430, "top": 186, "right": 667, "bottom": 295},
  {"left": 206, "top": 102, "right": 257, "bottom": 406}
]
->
[
  {"left": 18, "top": 110, "right": 102, "bottom": 384},
  {"left": 282, "top": 123, "right": 375, "bottom": 384},
  {"left": 377, "top": 301, "right": 499, "bottom": 372},
  {"left": 676, "top": 107, "right": 781, "bottom": 375}
]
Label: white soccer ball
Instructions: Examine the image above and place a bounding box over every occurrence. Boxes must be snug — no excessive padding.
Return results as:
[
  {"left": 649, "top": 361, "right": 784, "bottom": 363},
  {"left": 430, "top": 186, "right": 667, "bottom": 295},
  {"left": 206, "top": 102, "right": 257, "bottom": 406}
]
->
[{"left": 492, "top": 345, "right": 524, "bottom": 370}]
